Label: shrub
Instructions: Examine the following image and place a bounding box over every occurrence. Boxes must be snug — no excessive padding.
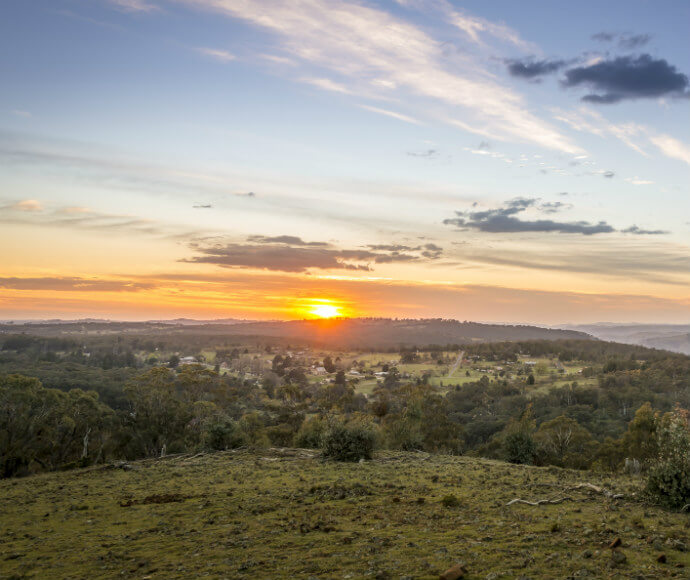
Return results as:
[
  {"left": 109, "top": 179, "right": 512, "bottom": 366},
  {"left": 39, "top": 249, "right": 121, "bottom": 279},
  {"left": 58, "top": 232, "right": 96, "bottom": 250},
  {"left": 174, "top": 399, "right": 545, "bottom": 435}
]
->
[
  {"left": 382, "top": 416, "right": 424, "bottom": 451},
  {"left": 646, "top": 461, "right": 690, "bottom": 510},
  {"left": 294, "top": 416, "right": 327, "bottom": 449},
  {"left": 646, "top": 408, "right": 690, "bottom": 509},
  {"left": 202, "top": 419, "right": 245, "bottom": 451},
  {"left": 322, "top": 423, "right": 375, "bottom": 462},
  {"left": 265, "top": 423, "right": 296, "bottom": 447},
  {"left": 505, "top": 431, "right": 536, "bottom": 465},
  {"left": 499, "top": 405, "right": 536, "bottom": 465}
]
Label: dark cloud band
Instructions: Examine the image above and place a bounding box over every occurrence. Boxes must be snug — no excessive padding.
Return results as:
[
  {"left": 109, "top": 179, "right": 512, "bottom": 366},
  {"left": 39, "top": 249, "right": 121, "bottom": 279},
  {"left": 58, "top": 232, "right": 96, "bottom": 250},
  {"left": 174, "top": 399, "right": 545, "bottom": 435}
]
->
[
  {"left": 563, "top": 54, "right": 689, "bottom": 103},
  {"left": 444, "top": 198, "right": 668, "bottom": 236}
]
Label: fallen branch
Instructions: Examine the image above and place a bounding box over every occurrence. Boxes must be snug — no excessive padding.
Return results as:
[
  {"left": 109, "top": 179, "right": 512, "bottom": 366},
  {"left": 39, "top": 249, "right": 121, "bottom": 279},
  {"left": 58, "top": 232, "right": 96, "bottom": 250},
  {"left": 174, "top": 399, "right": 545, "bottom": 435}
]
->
[
  {"left": 506, "top": 496, "right": 575, "bottom": 506},
  {"left": 506, "top": 482, "right": 627, "bottom": 507},
  {"left": 570, "top": 483, "right": 624, "bottom": 499}
]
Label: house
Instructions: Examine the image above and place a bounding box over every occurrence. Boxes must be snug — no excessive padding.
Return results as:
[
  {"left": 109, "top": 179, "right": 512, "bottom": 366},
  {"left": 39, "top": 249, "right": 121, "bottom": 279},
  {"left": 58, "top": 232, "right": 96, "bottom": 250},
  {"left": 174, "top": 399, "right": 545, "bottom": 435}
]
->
[
  {"left": 312, "top": 366, "right": 327, "bottom": 375},
  {"left": 179, "top": 356, "right": 198, "bottom": 365}
]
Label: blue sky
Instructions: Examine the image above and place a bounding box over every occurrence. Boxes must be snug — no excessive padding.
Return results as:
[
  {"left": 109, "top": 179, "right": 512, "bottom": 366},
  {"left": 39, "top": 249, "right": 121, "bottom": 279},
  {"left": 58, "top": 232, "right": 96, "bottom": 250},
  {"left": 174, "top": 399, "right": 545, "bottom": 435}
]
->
[{"left": 0, "top": 0, "right": 689, "bottom": 322}]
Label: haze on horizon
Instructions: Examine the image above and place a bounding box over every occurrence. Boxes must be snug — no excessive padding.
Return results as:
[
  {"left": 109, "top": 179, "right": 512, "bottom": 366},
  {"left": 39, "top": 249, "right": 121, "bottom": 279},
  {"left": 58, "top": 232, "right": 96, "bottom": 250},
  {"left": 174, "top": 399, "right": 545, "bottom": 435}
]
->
[{"left": 1, "top": 0, "right": 689, "bottom": 324}]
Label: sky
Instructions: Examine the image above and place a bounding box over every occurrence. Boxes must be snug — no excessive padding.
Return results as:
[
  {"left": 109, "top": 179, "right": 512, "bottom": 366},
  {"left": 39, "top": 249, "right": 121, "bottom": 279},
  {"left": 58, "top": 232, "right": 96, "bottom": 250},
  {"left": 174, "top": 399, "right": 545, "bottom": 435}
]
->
[{"left": 1, "top": 0, "right": 689, "bottom": 324}]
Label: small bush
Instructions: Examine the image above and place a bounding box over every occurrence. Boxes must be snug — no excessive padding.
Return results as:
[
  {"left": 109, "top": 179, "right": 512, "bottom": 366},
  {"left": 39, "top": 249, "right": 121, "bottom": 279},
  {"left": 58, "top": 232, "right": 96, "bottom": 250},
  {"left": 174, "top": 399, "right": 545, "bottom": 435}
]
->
[
  {"left": 645, "top": 408, "right": 690, "bottom": 509},
  {"left": 322, "top": 423, "right": 375, "bottom": 462},
  {"left": 505, "top": 431, "right": 536, "bottom": 465},
  {"left": 294, "top": 416, "right": 327, "bottom": 449},
  {"left": 202, "top": 420, "right": 245, "bottom": 451},
  {"left": 265, "top": 423, "right": 296, "bottom": 447},
  {"left": 646, "top": 460, "right": 690, "bottom": 509}
]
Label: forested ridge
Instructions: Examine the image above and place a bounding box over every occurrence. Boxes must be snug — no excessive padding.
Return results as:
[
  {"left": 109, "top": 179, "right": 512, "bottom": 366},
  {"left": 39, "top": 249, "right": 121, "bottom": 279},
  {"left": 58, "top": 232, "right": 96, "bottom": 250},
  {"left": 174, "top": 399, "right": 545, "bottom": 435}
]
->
[{"left": 3, "top": 331, "right": 690, "bottom": 506}]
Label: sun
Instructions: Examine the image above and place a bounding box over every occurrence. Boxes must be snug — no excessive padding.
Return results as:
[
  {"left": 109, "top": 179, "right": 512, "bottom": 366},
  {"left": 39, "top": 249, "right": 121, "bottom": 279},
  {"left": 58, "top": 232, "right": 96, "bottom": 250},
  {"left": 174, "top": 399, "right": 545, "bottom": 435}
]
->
[{"left": 309, "top": 304, "right": 341, "bottom": 319}]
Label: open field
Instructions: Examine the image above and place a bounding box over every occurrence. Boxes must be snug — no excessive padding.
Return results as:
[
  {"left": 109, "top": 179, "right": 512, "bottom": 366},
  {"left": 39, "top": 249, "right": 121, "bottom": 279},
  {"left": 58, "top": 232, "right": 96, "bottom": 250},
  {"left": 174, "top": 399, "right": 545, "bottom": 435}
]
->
[{"left": 1, "top": 449, "right": 689, "bottom": 579}]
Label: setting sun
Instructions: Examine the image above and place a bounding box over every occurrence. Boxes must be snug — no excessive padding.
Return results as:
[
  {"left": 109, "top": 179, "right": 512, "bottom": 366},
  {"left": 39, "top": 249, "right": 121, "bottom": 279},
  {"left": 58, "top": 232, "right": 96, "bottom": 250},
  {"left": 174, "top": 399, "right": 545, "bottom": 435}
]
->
[{"left": 309, "top": 303, "right": 341, "bottom": 318}]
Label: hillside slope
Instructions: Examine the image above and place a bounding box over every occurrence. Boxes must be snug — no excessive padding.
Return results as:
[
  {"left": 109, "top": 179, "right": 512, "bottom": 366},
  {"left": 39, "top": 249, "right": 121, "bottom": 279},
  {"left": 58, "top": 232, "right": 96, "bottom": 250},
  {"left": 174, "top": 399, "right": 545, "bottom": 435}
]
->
[{"left": 1, "top": 449, "right": 688, "bottom": 579}]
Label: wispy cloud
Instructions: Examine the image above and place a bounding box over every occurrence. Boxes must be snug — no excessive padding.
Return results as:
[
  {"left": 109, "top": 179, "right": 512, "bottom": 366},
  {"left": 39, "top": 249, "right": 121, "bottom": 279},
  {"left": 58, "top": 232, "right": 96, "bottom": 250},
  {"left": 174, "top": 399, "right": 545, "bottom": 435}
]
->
[
  {"left": 625, "top": 177, "right": 654, "bottom": 185},
  {"left": 358, "top": 105, "right": 422, "bottom": 125},
  {"left": 301, "top": 77, "right": 355, "bottom": 95},
  {"left": 622, "top": 225, "right": 669, "bottom": 235},
  {"left": 11, "top": 110, "right": 32, "bottom": 119},
  {"left": 505, "top": 58, "right": 566, "bottom": 79},
  {"left": 178, "top": 0, "right": 580, "bottom": 153},
  {"left": 650, "top": 134, "right": 690, "bottom": 166},
  {"left": 460, "top": 239, "right": 689, "bottom": 286},
  {"left": 196, "top": 47, "right": 236, "bottom": 62},
  {"left": 183, "top": 235, "right": 444, "bottom": 273},
  {"left": 552, "top": 107, "right": 648, "bottom": 156},
  {"left": 0, "top": 200, "right": 203, "bottom": 240},
  {"left": 407, "top": 148, "right": 438, "bottom": 159},
  {"left": 4, "top": 199, "right": 43, "bottom": 212},
  {"left": 0, "top": 277, "right": 154, "bottom": 292},
  {"left": 108, "top": 0, "right": 158, "bottom": 12},
  {"left": 553, "top": 107, "right": 690, "bottom": 166},
  {"left": 592, "top": 31, "right": 652, "bottom": 49}
]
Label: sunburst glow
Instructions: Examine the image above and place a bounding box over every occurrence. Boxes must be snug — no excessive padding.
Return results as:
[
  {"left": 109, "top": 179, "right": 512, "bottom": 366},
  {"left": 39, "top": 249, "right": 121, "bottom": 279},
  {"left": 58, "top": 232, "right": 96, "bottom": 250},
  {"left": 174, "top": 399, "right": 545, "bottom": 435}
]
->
[{"left": 309, "top": 303, "right": 341, "bottom": 318}]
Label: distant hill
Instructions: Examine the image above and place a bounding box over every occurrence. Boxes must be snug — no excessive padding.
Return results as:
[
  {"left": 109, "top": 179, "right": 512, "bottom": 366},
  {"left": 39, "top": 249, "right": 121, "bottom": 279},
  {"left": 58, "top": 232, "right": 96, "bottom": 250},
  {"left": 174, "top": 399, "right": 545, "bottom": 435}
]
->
[
  {"left": 184, "top": 317, "right": 592, "bottom": 347},
  {"left": 0, "top": 317, "right": 591, "bottom": 347},
  {"left": 566, "top": 324, "right": 690, "bottom": 355}
]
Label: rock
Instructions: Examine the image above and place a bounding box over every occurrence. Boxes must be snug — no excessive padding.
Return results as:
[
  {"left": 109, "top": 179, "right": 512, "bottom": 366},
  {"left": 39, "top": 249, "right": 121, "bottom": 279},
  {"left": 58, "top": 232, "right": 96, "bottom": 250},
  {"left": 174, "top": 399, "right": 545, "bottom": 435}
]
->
[
  {"left": 656, "top": 553, "right": 667, "bottom": 563},
  {"left": 610, "top": 550, "right": 627, "bottom": 566},
  {"left": 439, "top": 563, "right": 467, "bottom": 580},
  {"left": 609, "top": 537, "right": 622, "bottom": 548}
]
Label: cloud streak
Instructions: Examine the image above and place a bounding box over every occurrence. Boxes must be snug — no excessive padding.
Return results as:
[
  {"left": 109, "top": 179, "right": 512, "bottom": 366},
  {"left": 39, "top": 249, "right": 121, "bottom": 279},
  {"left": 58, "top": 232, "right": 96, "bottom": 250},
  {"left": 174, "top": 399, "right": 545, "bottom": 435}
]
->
[
  {"left": 183, "top": 236, "right": 444, "bottom": 273},
  {"left": 109, "top": 0, "right": 158, "bottom": 12},
  {"left": 178, "top": 0, "right": 581, "bottom": 153},
  {"left": 358, "top": 105, "right": 422, "bottom": 125},
  {"left": 0, "top": 277, "right": 154, "bottom": 292},
  {"left": 444, "top": 198, "right": 667, "bottom": 236},
  {"left": 505, "top": 58, "right": 566, "bottom": 79},
  {"left": 197, "top": 47, "right": 236, "bottom": 62}
]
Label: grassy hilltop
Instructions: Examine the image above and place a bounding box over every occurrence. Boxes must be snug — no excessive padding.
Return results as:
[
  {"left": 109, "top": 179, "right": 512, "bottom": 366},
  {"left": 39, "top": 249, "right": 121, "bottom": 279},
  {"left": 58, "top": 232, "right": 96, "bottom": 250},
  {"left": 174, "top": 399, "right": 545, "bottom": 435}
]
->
[{"left": 1, "top": 449, "right": 689, "bottom": 579}]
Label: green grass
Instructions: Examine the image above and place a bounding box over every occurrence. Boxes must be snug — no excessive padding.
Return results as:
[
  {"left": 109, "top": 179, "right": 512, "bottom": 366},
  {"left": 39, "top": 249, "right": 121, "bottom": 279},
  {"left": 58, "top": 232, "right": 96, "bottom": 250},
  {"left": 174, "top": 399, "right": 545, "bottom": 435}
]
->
[{"left": 1, "top": 450, "right": 689, "bottom": 579}]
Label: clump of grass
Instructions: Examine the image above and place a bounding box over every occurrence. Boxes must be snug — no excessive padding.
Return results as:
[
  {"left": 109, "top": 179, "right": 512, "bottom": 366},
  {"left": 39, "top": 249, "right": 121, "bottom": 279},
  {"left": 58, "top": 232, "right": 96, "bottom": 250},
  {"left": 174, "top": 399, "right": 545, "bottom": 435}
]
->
[{"left": 441, "top": 494, "right": 460, "bottom": 508}]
